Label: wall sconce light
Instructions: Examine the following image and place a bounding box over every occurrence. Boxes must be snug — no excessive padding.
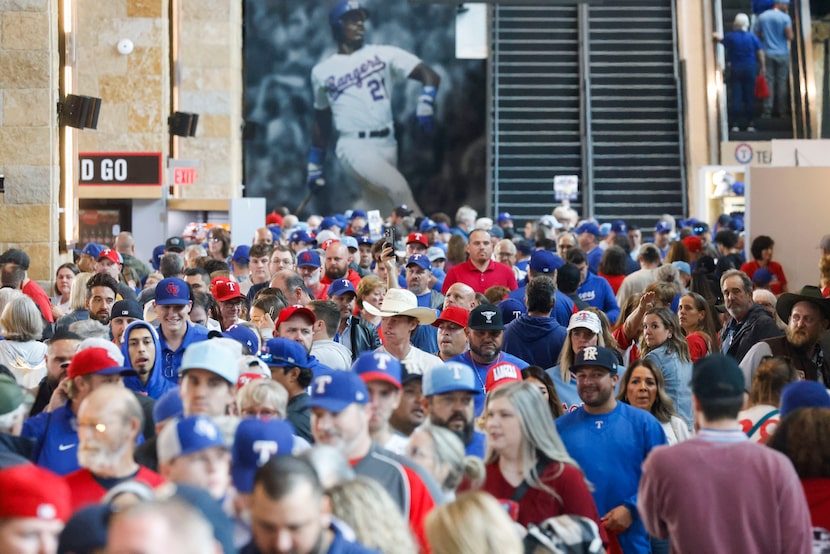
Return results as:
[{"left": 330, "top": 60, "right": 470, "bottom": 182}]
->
[
  {"left": 58, "top": 94, "right": 101, "bottom": 130},
  {"left": 168, "top": 112, "right": 199, "bottom": 137}
]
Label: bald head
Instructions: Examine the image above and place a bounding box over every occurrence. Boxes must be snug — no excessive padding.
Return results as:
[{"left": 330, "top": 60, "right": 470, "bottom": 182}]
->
[
  {"left": 324, "top": 243, "right": 350, "bottom": 281},
  {"left": 114, "top": 232, "right": 135, "bottom": 254},
  {"left": 444, "top": 283, "right": 476, "bottom": 311}
]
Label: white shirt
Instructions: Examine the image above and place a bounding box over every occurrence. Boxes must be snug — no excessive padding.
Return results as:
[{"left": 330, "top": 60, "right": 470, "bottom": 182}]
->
[{"left": 312, "top": 44, "right": 422, "bottom": 132}]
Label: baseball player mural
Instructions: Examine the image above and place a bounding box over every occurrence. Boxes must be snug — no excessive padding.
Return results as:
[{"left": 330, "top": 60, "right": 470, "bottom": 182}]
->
[{"left": 306, "top": 0, "right": 440, "bottom": 216}]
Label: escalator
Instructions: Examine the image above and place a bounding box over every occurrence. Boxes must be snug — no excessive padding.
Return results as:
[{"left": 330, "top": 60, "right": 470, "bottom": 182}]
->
[
  {"left": 717, "top": 0, "right": 817, "bottom": 141},
  {"left": 490, "top": 1, "right": 685, "bottom": 228}
]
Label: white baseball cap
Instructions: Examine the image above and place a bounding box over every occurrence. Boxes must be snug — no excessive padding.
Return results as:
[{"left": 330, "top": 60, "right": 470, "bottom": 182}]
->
[{"left": 567, "top": 311, "right": 601, "bottom": 335}]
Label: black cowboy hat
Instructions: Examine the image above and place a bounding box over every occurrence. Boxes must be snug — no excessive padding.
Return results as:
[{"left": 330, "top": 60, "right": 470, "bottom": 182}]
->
[{"left": 776, "top": 285, "right": 830, "bottom": 322}]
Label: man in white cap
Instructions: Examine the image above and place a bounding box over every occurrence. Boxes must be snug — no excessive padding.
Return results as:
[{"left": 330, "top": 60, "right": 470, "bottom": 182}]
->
[
  {"left": 178, "top": 340, "right": 240, "bottom": 419},
  {"left": 364, "top": 289, "right": 443, "bottom": 375}
]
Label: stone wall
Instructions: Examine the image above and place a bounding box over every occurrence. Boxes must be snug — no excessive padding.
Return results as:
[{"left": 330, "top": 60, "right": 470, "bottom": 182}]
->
[
  {"left": 0, "top": 1, "right": 59, "bottom": 281},
  {"left": 174, "top": 0, "right": 243, "bottom": 200}
]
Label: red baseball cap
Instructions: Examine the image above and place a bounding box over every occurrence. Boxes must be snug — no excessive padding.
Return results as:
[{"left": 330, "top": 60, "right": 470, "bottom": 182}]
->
[
  {"left": 0, "top": 464, "right": 71, "bottom": 522},
  {"left": 212, "top": 278, "right": 245, "bottom": 302},
  {"left": 275, "top": 305, "right": 316, "bottom": 329},
  {"left": 97, "top": 248, "right": 122, "bottom": 266},
  {"left": 265, "top": 213, "right": 282, "bottom": 226},
  {"left": 432, "top": 306, "right": 470, "bottom": 329},
  {"left": 485, "top": 361, "right": 522, "bottom": 393},
  {"left": 66, "top": 346, "right": 135, "bottom": 379},
  {"left": 406, "top": 232, "right": 428, "bottom": 247},
  {"left": 681, "top": 236, "right": 703, "bottom": 254}
]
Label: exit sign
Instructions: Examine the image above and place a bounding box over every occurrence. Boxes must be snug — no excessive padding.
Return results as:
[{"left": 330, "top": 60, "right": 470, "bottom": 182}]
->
[
  {"left": 173, "top": 166, "right": 198, "bottom": 185},
  {"left": 79, "top": 152, "right": 162, "bottom": 186}
]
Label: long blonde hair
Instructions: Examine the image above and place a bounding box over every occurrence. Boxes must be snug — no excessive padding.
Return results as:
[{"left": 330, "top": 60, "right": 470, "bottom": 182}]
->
[
  {"left": 328, "top": 477, "right": 418, "bottom": 554},
  {"left": 425, "top": 491, "right": 524, "bottom": 554},
  {"left": 484, "top": 382, "right": 582, "bottom": 500}
]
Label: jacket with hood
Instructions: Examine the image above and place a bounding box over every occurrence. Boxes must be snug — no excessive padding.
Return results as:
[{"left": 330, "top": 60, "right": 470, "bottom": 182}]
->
[
  {"left": 121, "top": 321, "right": 177, "bottom": 400},
  {"left": 502, "top": 314, "right": 567, "bottom": 370},
  {"left": 0, "top": 340, "right": 47, "bottom": 389}
]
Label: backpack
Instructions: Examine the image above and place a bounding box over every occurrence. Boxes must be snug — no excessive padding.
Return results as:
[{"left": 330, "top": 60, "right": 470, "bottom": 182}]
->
[{"left": 523, "top": 515, "right": 604, "bottom": 554}]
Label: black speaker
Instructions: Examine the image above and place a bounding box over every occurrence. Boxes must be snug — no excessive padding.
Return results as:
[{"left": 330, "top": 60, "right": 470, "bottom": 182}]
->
[
  {"left": 59, "top": 94, "right": 101, "bottom": 130},
  {"left": 168, "top": 112, "right": 199, "bottom": 137}
]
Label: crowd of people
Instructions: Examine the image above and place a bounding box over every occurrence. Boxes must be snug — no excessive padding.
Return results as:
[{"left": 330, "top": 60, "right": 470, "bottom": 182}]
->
[{"left": 0, "top": 201, "right": 829, "bottom": 554}]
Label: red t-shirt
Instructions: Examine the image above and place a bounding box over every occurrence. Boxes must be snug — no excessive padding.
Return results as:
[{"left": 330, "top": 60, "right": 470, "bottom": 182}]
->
[
  {"left": 483, "top": 460, "right": 604, "bottom": 536},
  {"left": 64, "top": 466, "right": 165, "bottom": 513},
  {"left": 740, "top": 260, "right": 787, "bottom": 296},
  {"left": 599, "top": 273, "right": 625, "bottom": 295},
  {"left": 22, "top": 279, "right": 55, "bottom": 323},
  {"left": 685, "top": 332, "right": 709, "bottom": 362},
  {"left": 441, "top": 259, "right": 518, "bottom": 294}
]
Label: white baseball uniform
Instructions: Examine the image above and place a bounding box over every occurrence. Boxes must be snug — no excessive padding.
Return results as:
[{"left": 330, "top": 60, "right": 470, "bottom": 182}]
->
[{"left": 311, "top": 45, "right": 423, "bottom": 213}]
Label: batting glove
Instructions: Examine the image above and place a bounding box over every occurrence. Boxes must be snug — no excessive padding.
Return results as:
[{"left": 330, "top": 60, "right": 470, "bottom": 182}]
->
[
  {"left": 306, "top": 146, "right": 326, "bottom": 193},
  {"left": 416, "top": 86, "right": 437, "bottom": 132}
]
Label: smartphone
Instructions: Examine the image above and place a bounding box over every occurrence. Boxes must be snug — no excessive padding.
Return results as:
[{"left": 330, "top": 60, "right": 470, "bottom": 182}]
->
[{"left": 384, "top": 226, "right": 397, "bottom": 249}]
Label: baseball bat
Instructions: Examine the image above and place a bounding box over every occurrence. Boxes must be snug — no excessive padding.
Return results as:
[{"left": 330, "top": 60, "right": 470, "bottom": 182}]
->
[{"left": 295, "top": 190, "right": 314, "bottom": 215}]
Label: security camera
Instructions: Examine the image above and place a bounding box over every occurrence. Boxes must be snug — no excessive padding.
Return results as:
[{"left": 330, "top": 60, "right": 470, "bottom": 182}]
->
[{"left": 117, "top": 39, "right": 134, "bottom": 55}]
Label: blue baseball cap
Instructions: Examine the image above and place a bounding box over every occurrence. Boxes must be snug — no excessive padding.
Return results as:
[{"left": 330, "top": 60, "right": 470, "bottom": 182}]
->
[
  {"left": 155, "top": 278, "right": 191, "bottom": 305},
  {"left": 497, "top": 212, "right": 513, "bottom": 224},
  {"left": 352, "top": 351, "right": 402, "bottom": 389},
  {"left": 232, "top": 419, "right": 295, "bottom": 493},
  {"left": 289, "top": 230, "right": 315, "bottom": 245},
  {"left": 423, "top": 362, "right": 481, "bottom": 396},
  {"left": 655, "top": 221, "right": 672, "bottom": 234},
  {"left": 350, "top": 209, "right": 367, "bottom": 220},
  {"left": 179, "top": 341, "right": 240, "bottom": 385},
  {"left": 598, "top": 223, "right": 611, "bottom": 238},
  {"left": 296, "top": 250, "right": 321, "bottom": 268},
  {"left": 153, "top": 387, "right": 183, "bottom": 424},
  {"left": 309, "top": 370, "right": 368, "bottom": 413},
  {"left": 406, "top": 254, "right": 431, "bottom": 270},
  {"left": 151, "top": 244, "right": 165, "bottom": 270},
  {"left": 779, "top": 381, "right": 830, "bottom": 416},
  {"left": 319, "top": 217, "right": 339, "bottom": 231},
  {"left": 499, "top": 297, "right": 526, "bottom": 324},
  {"left": 672, "top": 261, "right": 691, "bottom": 276},
  {"left": 357, "top": 236, "right": 374, "bottom": 246},
  {"left": 340, "top": 235, "right": 358, "bottom": 251},
  {"left": 611, "top": 219, "right": 627, "bottom": 233},
  {"left": 529, "top": 250, "right": 564, "bottom": 273},
  {"left": 260, "top": 338, "right": 310, "bottom": 369},
  {"left": 571, "top": 345, "right": 618, "bottom": 375},
  {"left": 157, "top": 415, "right": 227, "bottom": 465},
  {"left": 419, "top": 218, "right": 438, "bottom": 232},
  {"left": 81, "top": 243, "right": 104, "bottom": 258},
  {"left": 232, "top": 245, "right": 251, "bottom": 265},
  {"left": 222, "top": 324, "right": 259, "bottom": 354},
  {"left": 575, "top": 222, "right": 600, "bottom": 236},
  {"left": 327, "top": 278, "right": 356, "bottom": 297}
]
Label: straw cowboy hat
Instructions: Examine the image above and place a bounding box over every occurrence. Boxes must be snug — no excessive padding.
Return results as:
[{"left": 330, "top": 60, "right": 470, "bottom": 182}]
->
[
  {"left": 362, "top": 289, "right": 437, "bottom": 325},
  {"left": 776, "top": 285, "right": 830, "bottom": 323}
]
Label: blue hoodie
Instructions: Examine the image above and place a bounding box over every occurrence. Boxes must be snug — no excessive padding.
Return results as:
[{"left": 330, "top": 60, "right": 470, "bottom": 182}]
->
[
  {"left": 121, "top": 321, "right": 177, "bottom": 400},
  {"left": 502, "top": 315, "right": 567, "bottom": 369}
]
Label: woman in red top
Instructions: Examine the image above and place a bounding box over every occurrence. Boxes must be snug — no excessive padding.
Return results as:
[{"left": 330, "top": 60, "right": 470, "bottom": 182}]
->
[
  {"left": 676, "top": 292, "right": 718, "bottom": 362},
  {"left": 740, "top": 235, "right": 788, "bottom": 295},
  {"left": 598, "top": 246, "right": 627, "bottom": 295},
  {"left": 482, "top": 381, "right": 604, "bottom": 538}
]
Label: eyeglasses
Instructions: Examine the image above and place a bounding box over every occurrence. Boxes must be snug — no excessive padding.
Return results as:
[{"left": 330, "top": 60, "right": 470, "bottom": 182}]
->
[{"left": 209, "top": 237, "right": 222, "bottom": 242}]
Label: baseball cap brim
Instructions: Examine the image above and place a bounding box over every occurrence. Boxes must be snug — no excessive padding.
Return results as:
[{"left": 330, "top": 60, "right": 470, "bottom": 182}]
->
[
  {"left": 429, "top": 382, "right": 481, "bottom": 396},
  {"left": 155, "top": 297, "right": 190, "bottom": 306},
  {"left": 358, "top": 371, "right": 402, "bottom": 389},
  {"left": 97, "top": 366, "right": 138, "bottom": 377},
  {"left": 307, "top": 396, "right": 353, "bottom": 414}
]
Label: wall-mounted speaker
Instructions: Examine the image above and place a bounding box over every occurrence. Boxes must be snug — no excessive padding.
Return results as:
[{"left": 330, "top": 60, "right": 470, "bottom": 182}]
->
[
  {"left": 58, "top": 94, "right": 101, "bottom": 130},
  {"left": 168, "top": 112, "right": 199, "bottom": 137}
]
